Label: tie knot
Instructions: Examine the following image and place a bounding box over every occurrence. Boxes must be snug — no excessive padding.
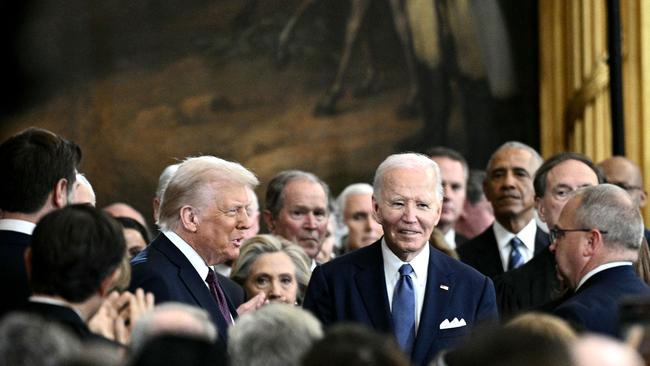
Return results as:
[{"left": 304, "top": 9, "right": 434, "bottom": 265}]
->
[
  {"left": 205, "top": 268, "right": 216, "bottom": 285},
  {"left": 399, "top": 264, "right": 414, "bottom": 276},
  {"left": 510, "top": 237, "right": 523, "bottom": 249}
]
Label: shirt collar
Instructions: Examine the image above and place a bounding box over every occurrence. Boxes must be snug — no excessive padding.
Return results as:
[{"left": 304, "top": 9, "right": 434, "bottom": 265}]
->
[
  {"left": 576, "top": 261, "right": 633, "bottom": 290},
  {"left": 493, "top": 218, "right": 537, "bottom": 252},
  {"left": 163, "top": 230, "right": 210, "bottom": 283},
  {"left": 29, "top": 295, "right": 84, "bottom": 320},
  {"left": 381, "top": 237, "right": 430, "bottom": 280},
  {"left": 0, "top": 219, "right": 36, "bottom": 235},
  {"left": 443, "top": 229, "right": 457, "bottom": 250}
]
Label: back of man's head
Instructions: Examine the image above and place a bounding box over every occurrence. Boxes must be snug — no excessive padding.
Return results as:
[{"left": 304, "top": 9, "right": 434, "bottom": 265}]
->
[
  {"left": 228, "top": 303, "right": 323, "bottom": 366},
  {"left": 29, "top": 204, "right": 126, "bottom": 303},
  {"left": 0, "top": 127, "right": 81, "bottom": 214}
]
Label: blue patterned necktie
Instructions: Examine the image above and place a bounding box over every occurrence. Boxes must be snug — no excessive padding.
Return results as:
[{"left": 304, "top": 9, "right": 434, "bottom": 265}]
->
[
  {"left": 508, "top": 236, "right": 525, "bottom": 270},
  {"left": 392, "top": 264, "right": 415, "bottom": 355}
]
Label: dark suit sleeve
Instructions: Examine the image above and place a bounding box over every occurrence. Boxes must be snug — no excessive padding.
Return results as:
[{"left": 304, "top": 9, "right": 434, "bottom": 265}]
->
[
  {"left": 475, "top": 275, "right": 499, "bottom": 324},
  {"left": 553, "top": 303, "right": 588, "bottom": 332},
  {"left": 129, "top": 266, "right": 174, "bottom": 304},
  {"left": 302, "top": 265, "right": 334, "bottom": 326}
]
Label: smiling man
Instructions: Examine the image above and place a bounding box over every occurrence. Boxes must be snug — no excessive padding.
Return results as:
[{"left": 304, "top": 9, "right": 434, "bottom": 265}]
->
[
  {"left": 303, "top": 153, "right": 497, "bottom": 366},
  {"left": 129, "top": 156, "right": 265, "bottom": 346},
  {"left": 458, "top": 141, "right": 546, "bottom": 278},
  {"left": 264, "top": 170, "right": 330, "bottom": 269}
]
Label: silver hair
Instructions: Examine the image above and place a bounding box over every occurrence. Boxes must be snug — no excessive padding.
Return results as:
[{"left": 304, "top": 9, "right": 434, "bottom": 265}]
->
[
  {"left": 335, "top": 183, "right": 374, "bottom": 232},
  {"left": 486, "top": 141, "right": 543, "bottom": 172},
  {"left": 228, "top": 303, "right": 323, "bottom": 366},
  {"left": 155, "top": 163, "right": 180, "bottom": 201},
  {"left": 158, "top": 156, "right": 259, "bottom": 231},
  {"left": 573, "top": 184, "right": 644, "bottom": 251},
  {"left": 130, "top": 302, "right": 217, "bottom": 354},
  {"left": 372, "top": 153, "right": 443, "bottom": 201},
  {"left": 230, "top": 234, "right": 311, "bottom": 304}
]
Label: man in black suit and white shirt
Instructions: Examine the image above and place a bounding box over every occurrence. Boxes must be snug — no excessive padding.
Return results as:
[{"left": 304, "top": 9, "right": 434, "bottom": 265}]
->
[
  {"left": 130, "top": 156, "right": 266, "bottom": 345},
  {"left": 458, "top": 141, "right": 547, "bottom": 278},
  {"left": 0, "top": 127, "right": 81, "bottom": 316}
]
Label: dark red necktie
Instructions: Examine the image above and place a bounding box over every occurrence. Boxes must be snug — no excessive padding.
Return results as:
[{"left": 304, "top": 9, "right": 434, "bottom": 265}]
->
[{"left": 205, "top": 268, "right": 233, "bottom": 326}]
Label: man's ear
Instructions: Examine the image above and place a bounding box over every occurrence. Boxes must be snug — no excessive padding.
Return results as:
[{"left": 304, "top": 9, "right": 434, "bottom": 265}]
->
[
  {"left": 53, "top": 178, "right": 69, "bottom": 208},
  {"left": 372, "top": 195, "right": 382, "bottom": 225},
  {"left": 263, "top": 210, "right": 275, "bottom": 232},
  {"left": 535, "top": 197, "right": 547, "bottom": 223},
  {"left": 639, "top": 189, "right": 648, "bottom": 208},
  {"left": 180, "top": 205, "right": 199, "bottom": 232},
  {"left": 24, "top": 247, "right": 32, "bottom": 281},
  {"left": 584, "top": 229, "right": 603, "bottom": 257}
]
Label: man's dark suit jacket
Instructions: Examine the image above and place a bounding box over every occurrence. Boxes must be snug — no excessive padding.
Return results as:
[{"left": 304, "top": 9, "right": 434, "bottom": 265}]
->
[
  {"left": 129, "top": 233, "right": 245, "bottom": 343},
  {"left": 0, "top": 230, "right": 31, "bottom": 316},
  {"left": 493, "top": 247, "right": 563, "bottom": 319},
  {"left": 22, "top": 301, "right": 116, "bottom": 346},
  {"left": 457, "top": 224, "right": 550, "bottom": 279},
  {"left": 553, "top": 265, "right": 650, "bottom": 337},
  {"left": 303, "top": 239, "right": 498, "bottom": 366}
]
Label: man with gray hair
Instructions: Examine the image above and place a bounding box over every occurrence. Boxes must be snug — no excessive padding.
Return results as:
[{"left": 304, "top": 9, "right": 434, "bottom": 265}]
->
[
  {"left": 130, "top": 156, "right": 266, "bottom": 346},
  {"left": 304, "top": 153, "right": 497, "bottom": 366},
  {"left": 152, "top": 163, "right": 180, "bottom": 224},
  {"left": 228, "top": 303, "right": 323, "bottom": 366},
  {"left": 458, "top": 141, "right": 549, "bottom": 278},
  {"left": 263, "top": 170, "right": 330, "bottom": 269},
  {"left": 551, "top": 184, "right": 650, "bottom": 336},
  {"left": 336, "top": 183, "right": 383, "bottom": 253}
]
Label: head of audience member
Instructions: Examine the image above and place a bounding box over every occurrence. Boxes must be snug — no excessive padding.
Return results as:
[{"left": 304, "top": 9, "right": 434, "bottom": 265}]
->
[
  {"left": 264, "top": 170, "right": 330, "bottom": 259},
  {"left": 103, "top": 202, "right": 148, "bottom": 233},
  {"left": 128, "top": 334, "right": 225, "bottom": 366},
  {"left": 572, "top": 334, "right": 644, "bottom": 366},
  {"left": 152, "top": 163, "right": 180, "bottom": 224},
  {"left": 316, "top": 214, "right": 337, "bottom": 263},
  {"left": 157, "top": 156, "right": 259, "bottom": 266},
  {"left": 443, "top": 325, "right": 573, "bottom": 366},
  {"left": 427, "top": 147, "right": 469, "bottom": 235},
  {"left": 336, "top": 183, "right": 383, "bottom": 252},
  {"left": 550, "top": 184, "right": 644, "bottom": 289},
  {"left": 0, "top": 312, "right": 81, "bottom": 366},
  {"left": 599, "top": 156, "right": 648, "bottom": 209},
  {"left": 228, "top": 303, "right": 323, "bottom": 366},
  {"left": 302, "top": 323, "right": 410, "bottom": 366},
  {"left": 230, "top": 234, "right": 311, "bottom": 305},
  {"left": 130, "top": 302, "right": 217, "bottom": 354},
  {"left": 115, "top": 216, "right": 150, "bottom": 258},
  {"left": 533, "top": 152, "right": 603, "bottom": 229},
  {"left": 244, "top": 186, "right": 261, "bottom": 239},
  {"left": 25, "top": 204, "right": 126, "bottom": 320},
  {"left": 505, "top": 312, "right": 578, "bottom": 344},
  {"left": 0, "top": 127, "right": 81, "bottom": 221},
  {"left": 372, "top": 153, "right": 443, "bottom": 262},
  {"left": 484, "top": 141, "right": 543, "bottom": 232},
  {"left": 71, "top": 173, "right": 96, "bottom": 206},
  {"left": 455, "top": 169, "right": 494, "bottom": 239}
]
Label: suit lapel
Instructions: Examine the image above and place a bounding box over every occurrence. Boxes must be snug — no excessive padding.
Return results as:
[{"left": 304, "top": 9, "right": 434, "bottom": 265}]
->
[
  {"left": 533, "top": 226, "right": 551, "bottom": 255},
  {"left": 412, "top": 249, "right": 452, "bottom": 362},
  {"left": 481, "top": 227, "right": 504, "bottom": 275},
  {"left": 354, "top": 242, "right": 392, "bottom": 331},
  {"left": 155, "top": 235, "right": 231, "bottom": 338}
]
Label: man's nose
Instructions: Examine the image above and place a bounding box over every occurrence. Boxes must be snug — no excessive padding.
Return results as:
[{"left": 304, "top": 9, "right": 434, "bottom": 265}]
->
[
  {"left": 401, "top": 203, "right": 417, "bottom": 222},
  {"left": 303, "top": 212, "right": 318, "bottom": 228}
]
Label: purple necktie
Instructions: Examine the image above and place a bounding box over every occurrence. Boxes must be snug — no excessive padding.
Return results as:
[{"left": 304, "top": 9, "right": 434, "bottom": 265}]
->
[{"left": 205, "top": 268, "right": 233, "bottom": 326}]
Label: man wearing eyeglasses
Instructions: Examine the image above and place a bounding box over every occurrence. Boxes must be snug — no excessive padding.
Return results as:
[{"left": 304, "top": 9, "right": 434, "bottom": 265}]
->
[
  {"left": 599, "top": 156, "right": 649, "bottom": 242},
  {"left": 494, "top": 152, "right": 602, "bottom": 317},
  {"left": 550, "top": 184, "right": 650, "bottom": 337}
]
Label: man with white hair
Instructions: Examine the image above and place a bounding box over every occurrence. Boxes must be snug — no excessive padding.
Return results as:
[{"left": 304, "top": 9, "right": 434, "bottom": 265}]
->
[
  {"left": 129, "top": 156, "right": 266, "bottom": 346},
  {"left": 336, "top": 183, "right": 383, "bottom": 253},
  {"left": 551, "top": 184, "right": 650, "bottom": 336},
  {"left": 152, "top": 163, "right": 180, "bottom": 224},
  {"left": 304, "top": 153, "right": 497, "bottom": 366}
]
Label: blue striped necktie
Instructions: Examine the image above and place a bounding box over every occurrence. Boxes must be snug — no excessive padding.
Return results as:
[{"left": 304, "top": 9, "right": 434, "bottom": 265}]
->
[{"left": 508, "top": 236, "right": 525, "bottom": 270}]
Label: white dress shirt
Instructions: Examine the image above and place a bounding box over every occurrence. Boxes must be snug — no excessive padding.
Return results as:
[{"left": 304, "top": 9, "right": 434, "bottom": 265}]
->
[
  {"left": 576, "top": 261, "right": 633, "bottom": 291},
  {"left": 493, "top": 219, "right": 537, "bottom": 271},
  {"left": 0, "top": 219, "right": 36, "bottom": 235},
  {"left": 443, "top": 229, "right": 458, "bottom": 250},
  {"left": 382, "top": 238, "right": 429, "bottom": 332}
]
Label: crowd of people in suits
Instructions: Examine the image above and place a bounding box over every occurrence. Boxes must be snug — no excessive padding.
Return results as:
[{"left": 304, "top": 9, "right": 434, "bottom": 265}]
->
[{"left": 2, "top": 126, "right": 650, "bottom": 366}]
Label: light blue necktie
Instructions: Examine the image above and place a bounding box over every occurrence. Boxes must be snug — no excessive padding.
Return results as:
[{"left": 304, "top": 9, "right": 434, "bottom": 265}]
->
[
  {"left": 392, "top": 264, "right": 415, "bottom": 355},
  {"left": 508, "top": 236, "right": 525, "bottom": 270}
]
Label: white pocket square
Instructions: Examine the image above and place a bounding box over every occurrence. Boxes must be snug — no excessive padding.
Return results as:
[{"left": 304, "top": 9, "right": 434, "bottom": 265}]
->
[{"left": 439, "top": 317, "right": 467, "bottom": 329}]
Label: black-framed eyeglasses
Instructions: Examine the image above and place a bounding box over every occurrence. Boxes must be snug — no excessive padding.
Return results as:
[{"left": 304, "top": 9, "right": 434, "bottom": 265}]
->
[{"left": 549, "top": 227, "right": 608, "bottom": 242}]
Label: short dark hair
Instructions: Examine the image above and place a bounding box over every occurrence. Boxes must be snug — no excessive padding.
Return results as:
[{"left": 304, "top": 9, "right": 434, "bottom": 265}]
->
[
  {"left": 466, "top": 169, "right": 487, "bottom": 205},
  {"left": 426, "top": 146, "right": 469, "bottom": 179},
  {"left": 264, "top": 170, "right": 330, "bottom": 219},
  {"left": 533, "top": 152, "right": 604, "bottom": 198},
  {"left": 30, "top": 204, "right": 126, "bottom": 302},
  {"left": 115, "top": 216, "right": 151, "bottom": 243},
  {"left": 0, "top": 128, "right": 81, "bottom": 213}
]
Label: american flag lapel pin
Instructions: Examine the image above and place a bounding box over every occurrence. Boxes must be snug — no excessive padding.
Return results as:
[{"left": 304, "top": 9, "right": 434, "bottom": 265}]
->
[{"left": 440, "top": 284, "right": 449, "bottom": 291}]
